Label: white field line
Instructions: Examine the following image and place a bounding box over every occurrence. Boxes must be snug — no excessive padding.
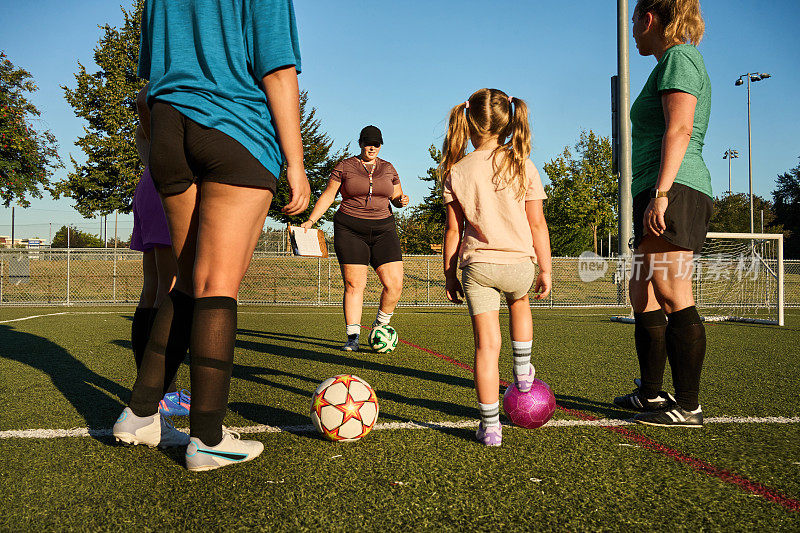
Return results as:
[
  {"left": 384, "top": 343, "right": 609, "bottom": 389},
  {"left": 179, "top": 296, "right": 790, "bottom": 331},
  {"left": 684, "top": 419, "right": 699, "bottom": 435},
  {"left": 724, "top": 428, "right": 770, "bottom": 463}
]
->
[
  {"left": 0, "top": 311, "right": 347, "bottom": 325},
  {"left": 2, "top": 416, "right": 799, "bottom": 441},
  {"left": 0, "top": 311, "right": 122, "bottom": 324}
]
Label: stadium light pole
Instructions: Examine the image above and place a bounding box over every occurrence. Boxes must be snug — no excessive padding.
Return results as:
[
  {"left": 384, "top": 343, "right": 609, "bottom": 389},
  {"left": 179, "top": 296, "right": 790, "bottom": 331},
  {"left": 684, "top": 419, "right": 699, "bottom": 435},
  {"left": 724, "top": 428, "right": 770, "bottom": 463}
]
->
[
  {"left": 616, "top": 0, "right": 633, "bottom": 256},
  {"left": 723, "top": 148, "right": 738, "bottom": 194},
  {"left": 735, "top": 72, "right": 771, "bottom": 234}
]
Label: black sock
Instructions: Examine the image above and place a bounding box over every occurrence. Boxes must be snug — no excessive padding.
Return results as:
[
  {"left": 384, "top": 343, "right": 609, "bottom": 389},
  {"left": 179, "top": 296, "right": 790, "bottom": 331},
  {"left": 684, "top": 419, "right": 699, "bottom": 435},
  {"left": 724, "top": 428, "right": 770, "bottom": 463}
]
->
[
  {"left": 145, "top": 307, "right": 180, "bottom": 394},
  {"left": 189, "top": 296, "right": 237, "bottom": 447},
  {"left": 131, "top": 307, "right": 154, "bottom": 370},
  {"left": 666, "top": 306, "right": 706, "bottom": 411},
  {"left": 128, "top": 290, "right": 194, "bottom": 417},
  {"left": 634, "top": 309, "right": 668, "bottom": 399}
]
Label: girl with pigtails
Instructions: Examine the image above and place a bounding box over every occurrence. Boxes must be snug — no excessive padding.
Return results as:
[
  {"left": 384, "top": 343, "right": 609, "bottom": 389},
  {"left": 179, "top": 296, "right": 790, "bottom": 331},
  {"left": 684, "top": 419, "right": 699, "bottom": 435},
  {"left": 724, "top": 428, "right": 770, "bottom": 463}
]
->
[{"left": 441, "top": 88, "right": 552, "bottom": 446}]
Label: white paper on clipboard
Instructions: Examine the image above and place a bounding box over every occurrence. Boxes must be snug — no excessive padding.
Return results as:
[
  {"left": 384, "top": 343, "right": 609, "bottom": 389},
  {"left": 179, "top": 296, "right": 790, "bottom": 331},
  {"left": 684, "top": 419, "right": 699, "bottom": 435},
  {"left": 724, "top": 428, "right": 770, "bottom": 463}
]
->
[{"left": 288, "top": 226, "right": 325, "bottom": 257}]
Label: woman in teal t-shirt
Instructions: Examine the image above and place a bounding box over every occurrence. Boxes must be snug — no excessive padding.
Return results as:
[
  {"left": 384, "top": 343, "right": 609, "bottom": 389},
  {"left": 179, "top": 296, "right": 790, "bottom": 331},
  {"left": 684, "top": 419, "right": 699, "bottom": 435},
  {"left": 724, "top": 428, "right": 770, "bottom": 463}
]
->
[
  {"left": 114, "top": 0, "right": 310, "bottom": 472},
  {"left": 613, "top": 0, "right": 712, "bottom": 428}
]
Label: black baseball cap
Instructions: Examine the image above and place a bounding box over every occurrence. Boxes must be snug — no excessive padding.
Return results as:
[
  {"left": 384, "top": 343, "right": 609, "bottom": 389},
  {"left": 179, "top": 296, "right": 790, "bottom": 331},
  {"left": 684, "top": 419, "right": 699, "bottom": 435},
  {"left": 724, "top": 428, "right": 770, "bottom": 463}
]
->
[{"left": 359, "top": 125, "right": 383, "bottom": 146}]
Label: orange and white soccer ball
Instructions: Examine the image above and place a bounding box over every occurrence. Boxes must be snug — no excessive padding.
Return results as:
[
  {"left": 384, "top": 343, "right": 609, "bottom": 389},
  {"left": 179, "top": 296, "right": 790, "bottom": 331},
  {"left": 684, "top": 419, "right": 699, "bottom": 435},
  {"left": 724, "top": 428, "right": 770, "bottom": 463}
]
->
[{"left": 310, "top": 374, "right": 379, "bottom": 441}]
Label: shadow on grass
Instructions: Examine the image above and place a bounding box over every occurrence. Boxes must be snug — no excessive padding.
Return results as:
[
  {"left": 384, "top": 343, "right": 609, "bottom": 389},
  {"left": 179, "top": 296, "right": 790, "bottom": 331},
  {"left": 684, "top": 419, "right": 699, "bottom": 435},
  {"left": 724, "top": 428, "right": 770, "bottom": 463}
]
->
[
  {"left": 0, "top": 324, "right": 129, "bottom": 431},
  {"left": 231, "top": 357, "right": 478, "bottom": 442},
  {"left": 236, "top": 334, "right": 474, "bottom": 389},
  {"left": 555, "top": 393, "right": 633, "bottom": 419}
]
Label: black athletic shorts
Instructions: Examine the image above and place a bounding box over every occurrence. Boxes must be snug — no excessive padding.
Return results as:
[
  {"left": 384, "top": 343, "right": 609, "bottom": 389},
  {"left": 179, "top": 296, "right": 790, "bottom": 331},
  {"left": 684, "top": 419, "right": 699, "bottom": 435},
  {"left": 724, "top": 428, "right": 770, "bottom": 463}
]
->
[
  {"left": 148, "top": 102, "right": 277, "bottom": 196},
  {"left": 333, "top": 210, "right": 403, "bottom": 268},
  {"left": 632, "top": 182, "right": 713, "bottom": 254}
]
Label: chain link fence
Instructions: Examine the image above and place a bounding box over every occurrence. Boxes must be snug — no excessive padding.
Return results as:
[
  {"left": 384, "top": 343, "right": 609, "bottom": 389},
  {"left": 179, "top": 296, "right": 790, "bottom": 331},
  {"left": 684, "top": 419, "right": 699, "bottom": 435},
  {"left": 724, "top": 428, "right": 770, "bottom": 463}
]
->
[{"left": 1, "top": 248, "right": 798, "bottom": 309}]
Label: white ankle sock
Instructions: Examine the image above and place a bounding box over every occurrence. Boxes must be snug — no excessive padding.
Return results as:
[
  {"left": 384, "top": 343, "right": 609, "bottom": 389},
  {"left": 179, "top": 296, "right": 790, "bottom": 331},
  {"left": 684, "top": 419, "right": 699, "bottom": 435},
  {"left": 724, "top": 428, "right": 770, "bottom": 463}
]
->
[
  {"left": 478, "top": 401, "right": 500, "bottom": 427},
  {"left": 374, "top": 310, "right": 393, "bottom": 326},
  {"left": 346, "top": 324, "right": 361, "bottom": 336}
]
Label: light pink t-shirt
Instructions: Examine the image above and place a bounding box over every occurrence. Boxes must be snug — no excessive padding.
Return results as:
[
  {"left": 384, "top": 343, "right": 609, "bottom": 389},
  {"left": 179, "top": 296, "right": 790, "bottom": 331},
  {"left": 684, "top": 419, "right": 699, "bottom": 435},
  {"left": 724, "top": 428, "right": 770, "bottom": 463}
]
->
[{"left": 443, "top": 150, "right": 547, "bottom": 267}]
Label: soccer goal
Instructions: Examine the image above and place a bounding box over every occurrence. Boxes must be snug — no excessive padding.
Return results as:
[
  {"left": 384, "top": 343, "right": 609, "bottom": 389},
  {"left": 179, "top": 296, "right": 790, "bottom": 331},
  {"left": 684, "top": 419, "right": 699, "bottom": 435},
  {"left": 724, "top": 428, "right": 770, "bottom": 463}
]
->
[
  {"left": 696, "top": 232, "right": 784, "bottom": 326},
  {"left": 611, "top": 232, "right": 784, "bottom": 326}
]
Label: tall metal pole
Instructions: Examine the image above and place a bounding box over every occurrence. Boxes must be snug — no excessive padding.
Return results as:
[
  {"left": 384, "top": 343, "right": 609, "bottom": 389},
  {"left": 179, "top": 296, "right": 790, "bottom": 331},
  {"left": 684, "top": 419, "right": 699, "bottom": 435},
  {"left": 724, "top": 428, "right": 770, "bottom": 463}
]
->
[
  {"left": 746, "top": 75, "right": 754, "bottom": 234},
  {"left": 617, "top": 0, "right": 633, "bottom": 256},
  {"left": 10, "top": 206, "right": 14, "bottom": 248},
  {"left": 728, "top": 153, "right": 732, "bottom": 193}
]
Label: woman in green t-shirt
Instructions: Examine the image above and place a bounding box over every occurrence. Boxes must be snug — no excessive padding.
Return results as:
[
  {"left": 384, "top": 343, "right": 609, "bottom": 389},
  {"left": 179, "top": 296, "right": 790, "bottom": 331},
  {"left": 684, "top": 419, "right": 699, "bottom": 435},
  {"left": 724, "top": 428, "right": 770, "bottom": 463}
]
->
[{"left": 613, "top": 0, "right": 712, "bottom": 428}]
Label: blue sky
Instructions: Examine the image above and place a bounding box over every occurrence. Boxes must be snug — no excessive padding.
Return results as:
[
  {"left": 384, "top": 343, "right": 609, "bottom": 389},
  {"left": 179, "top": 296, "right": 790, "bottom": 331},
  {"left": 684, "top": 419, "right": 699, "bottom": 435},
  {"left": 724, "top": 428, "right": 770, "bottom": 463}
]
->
[{"left": 1, "top": 0, "right": 799, "bottom": 241}]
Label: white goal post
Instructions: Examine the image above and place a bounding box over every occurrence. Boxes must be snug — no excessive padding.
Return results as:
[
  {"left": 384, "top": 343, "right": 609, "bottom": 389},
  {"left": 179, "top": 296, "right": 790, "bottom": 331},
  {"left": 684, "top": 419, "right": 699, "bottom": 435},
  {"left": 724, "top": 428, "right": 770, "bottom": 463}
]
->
[{"left": 611, "top": 232, "right": 784, "bottom": 326}]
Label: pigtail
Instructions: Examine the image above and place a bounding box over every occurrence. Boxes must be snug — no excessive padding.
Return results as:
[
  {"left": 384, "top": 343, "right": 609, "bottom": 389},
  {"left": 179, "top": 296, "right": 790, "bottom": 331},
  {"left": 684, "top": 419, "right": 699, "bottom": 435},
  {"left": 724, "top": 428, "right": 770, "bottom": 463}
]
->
[
  {"left": 492, "top": 96, "right": 531, "bottom": 200},
  {"left": 439, "top": 102, "right": 470, "bottom": 184}
]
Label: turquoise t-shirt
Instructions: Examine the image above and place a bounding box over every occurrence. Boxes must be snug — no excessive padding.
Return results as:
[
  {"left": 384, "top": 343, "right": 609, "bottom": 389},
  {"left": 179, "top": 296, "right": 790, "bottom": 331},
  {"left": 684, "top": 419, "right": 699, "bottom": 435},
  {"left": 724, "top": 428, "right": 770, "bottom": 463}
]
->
[
  {"left": 138, "top": 0, "right": 301, "bottom": 180},
  {"left": 631, "top": 44, "right": 712, "bottom": 198}
]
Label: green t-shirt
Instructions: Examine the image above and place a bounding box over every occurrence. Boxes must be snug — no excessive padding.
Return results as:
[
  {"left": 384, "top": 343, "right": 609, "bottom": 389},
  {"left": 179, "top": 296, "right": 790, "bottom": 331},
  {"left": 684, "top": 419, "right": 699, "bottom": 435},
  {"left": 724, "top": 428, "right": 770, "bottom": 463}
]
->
[{"left": 631, "top": 44, "right": 712, "bottom": 198}]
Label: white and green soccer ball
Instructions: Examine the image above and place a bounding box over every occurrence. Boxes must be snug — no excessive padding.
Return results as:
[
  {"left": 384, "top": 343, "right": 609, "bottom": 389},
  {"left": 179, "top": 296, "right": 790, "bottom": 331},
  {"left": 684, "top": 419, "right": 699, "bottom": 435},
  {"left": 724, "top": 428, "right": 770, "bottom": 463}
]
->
[{"left": 368, "top": 325, "right": 398, "bottom": 353}]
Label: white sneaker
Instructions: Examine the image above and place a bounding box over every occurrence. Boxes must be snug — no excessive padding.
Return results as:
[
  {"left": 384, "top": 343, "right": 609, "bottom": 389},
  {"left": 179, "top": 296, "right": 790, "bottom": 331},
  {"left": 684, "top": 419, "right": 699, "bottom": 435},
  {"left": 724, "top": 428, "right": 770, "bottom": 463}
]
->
[
  {"left": 113, "top": 407, "right": 190, "bottom": 448},
  {"left": 185, "top": 427, "right": 264, "bottom": 472}
]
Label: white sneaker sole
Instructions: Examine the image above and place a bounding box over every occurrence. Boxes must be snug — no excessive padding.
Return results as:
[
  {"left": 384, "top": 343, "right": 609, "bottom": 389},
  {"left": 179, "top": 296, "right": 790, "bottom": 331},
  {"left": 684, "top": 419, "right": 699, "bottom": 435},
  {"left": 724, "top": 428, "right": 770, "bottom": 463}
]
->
[
  {"left": 113, "top": 433, "right": 157, "bottom": 447},
  {"left": 187, "top": 449, "right": 264, "bottom": 472}
]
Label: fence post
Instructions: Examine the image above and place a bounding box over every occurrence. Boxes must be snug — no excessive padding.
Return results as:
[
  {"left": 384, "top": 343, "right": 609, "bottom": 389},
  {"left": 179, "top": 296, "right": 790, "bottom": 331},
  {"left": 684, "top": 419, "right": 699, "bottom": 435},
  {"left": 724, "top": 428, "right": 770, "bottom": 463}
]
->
[
  {"left": 0, "top": 255, "right": 4, "bottom": 304},
  {"left": 317, "top": 257, "right": 321, "bottom": 305},
  {"left": 427, "top": 257, "right": 430, "bottom": 305},
  {"left": 66, "top": 248, "right": 71, "bottom": 306},
  {"left": 112, "top": 248, "right": 118, "bottom": 303},
  {"left": 328, "top": 257, "right": 331, "bottom": 304}
]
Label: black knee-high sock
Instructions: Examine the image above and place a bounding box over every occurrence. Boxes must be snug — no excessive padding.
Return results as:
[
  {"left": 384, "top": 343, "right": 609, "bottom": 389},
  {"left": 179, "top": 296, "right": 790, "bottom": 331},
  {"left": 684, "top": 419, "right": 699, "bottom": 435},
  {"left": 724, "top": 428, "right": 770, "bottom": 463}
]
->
[
  {"left": 131, "top": 307, "right": 154, "bottom": 370},
  {"left": 128, "top": 290, "right": 195, "bottom": 417},
  {"left": 634, "top": 309, "right": 668, "bottom": 399},
  {"left": 144, "top": 306, "right": 179, "bottom": 394},
  {"left": 189, "top": 296, "right": 237, "bottom": 446},
  {"left": 665, "top": 306, "right": 706, "bottom": 411}
]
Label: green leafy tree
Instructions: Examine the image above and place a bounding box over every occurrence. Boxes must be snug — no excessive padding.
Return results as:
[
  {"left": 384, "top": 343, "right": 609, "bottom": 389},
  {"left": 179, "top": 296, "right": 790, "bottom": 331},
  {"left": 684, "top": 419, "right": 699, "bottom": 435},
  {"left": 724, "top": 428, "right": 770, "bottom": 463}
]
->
[
  {"left": 54, "top": 0, "right": 145, "bottom": 217},
  {"left": 772, "top": 157, "right": 800, "bottom": 258},
  {"left": 709, "top": 192, "right": 779, "bottom": 234},
  {"left": 269, "top": 91, "right": 350, "bottom": 225},
  {"left": 51, "top": 225, "right": 103, "bottom": 248},
  {"left": 0, "top": 50, "right": 63, "bottom": 207},
  {"left": 394, "top": 145, "right": 444, "bottom": 254},
  {"left": 543, "top": 130, "right": 616, "bottom": 256}
]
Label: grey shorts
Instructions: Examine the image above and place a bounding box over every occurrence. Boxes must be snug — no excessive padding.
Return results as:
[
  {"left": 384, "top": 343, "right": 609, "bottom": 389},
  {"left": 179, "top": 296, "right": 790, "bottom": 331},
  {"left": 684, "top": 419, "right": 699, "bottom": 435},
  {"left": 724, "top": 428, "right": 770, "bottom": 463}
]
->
[{"left": 461, "top": 262, "right": 536, "bottom": 316}]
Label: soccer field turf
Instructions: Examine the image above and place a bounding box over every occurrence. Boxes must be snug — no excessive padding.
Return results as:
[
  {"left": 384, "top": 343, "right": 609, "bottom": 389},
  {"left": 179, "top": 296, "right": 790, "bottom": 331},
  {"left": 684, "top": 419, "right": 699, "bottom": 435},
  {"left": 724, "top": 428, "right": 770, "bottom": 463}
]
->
[{"left": 1, "top": 305, "right": 799, "bottom": 531}]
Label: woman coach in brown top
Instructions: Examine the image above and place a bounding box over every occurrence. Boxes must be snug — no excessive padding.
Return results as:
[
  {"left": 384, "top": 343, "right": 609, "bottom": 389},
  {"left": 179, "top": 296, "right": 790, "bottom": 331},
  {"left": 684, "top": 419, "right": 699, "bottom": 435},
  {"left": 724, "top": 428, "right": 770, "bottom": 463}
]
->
[{"left": 301, "top": 125, "right": 409, "bottom": 351}]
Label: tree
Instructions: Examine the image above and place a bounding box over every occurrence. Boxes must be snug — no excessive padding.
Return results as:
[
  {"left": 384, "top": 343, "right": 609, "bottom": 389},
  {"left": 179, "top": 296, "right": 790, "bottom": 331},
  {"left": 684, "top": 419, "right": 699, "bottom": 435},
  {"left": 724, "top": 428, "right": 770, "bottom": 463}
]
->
[
  {"left": 394, "top": 145, "right": 444, "bottom": 254},
  {"left": 269, "top": 91, "right": 350, "bottom": 225},
  {"left": 0, "top": 50, "right": 63, "bottom": 207},
  {"left": 51, "top": 225, "right": 103, "bottom": 248},
  {"left": 772, "top": 157, "right": 800, "bottom": 258},
  {"left": 54, "top": 1, "right": 145, "bottom": 217},
  {"left": 543, "top": 130, "right": 616, "bottom": 256},
  {"left": 709, "top": 192, "right": 779, "bottom": 234}
]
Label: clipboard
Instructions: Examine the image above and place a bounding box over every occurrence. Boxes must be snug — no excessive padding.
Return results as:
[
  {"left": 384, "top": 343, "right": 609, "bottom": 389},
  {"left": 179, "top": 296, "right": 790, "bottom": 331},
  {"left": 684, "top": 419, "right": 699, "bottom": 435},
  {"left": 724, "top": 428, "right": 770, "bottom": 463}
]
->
[{"left": 287, "top": 224, "right": 329, "bottom": 257}]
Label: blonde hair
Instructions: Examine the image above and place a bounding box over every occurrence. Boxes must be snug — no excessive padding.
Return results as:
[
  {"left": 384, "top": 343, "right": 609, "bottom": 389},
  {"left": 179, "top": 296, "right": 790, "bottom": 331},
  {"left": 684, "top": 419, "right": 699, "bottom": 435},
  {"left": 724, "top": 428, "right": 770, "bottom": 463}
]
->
[
  {"left": 439, "top": 88, "right": 532, "bottom": 200},
  {"left": 636, "top": 0, "right": 705, "bottom": 45}
]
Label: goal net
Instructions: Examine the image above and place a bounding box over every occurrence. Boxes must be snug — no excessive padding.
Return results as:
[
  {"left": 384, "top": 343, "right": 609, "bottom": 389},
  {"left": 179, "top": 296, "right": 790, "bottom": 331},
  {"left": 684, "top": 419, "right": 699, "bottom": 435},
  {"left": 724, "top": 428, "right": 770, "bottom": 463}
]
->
[
  {"left": 695, "top": 232, "right": 784, "bottom": 325},
  {"left": 611, "top": 232, "right": 784, "bottom": 326}
]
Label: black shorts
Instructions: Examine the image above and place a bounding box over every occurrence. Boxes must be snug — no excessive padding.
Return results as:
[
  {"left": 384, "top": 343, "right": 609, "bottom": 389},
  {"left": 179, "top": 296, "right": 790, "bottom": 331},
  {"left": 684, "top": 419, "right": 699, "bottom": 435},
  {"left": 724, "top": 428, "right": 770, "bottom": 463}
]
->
[
  {"left": 148, "top": 102, "right": 277, "bottom": 196},
  {"left": 333, "top": 211, "right": 403, "bottom": 268},
  {"left": 632, "top": 182, "right": 713, "bottom": 254}
]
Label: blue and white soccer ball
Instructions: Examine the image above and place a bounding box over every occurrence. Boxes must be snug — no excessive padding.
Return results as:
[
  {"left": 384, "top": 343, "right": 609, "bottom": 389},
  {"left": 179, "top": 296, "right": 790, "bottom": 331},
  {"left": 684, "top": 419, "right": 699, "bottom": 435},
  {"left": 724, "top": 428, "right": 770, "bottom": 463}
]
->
[{"left": 368, "top": 325, "right": 398, "bottom": 353}]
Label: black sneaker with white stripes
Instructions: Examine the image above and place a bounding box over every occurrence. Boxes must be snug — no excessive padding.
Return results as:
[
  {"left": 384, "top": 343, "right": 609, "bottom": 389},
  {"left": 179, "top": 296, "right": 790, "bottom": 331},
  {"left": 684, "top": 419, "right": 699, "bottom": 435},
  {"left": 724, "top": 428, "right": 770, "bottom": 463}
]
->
[
  {"left": 613, "top": 379, "right": 672, "bottom": 411},
  {"left": 633, "top": 404, "right": 703, "bottom": 427}
]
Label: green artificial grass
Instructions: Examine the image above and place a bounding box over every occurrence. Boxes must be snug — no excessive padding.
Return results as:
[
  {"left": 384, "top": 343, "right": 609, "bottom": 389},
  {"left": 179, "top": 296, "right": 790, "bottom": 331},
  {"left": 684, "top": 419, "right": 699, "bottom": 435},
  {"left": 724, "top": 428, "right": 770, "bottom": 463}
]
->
[{"left": 0, "top": 306, "right": 799, "bottom": 530}]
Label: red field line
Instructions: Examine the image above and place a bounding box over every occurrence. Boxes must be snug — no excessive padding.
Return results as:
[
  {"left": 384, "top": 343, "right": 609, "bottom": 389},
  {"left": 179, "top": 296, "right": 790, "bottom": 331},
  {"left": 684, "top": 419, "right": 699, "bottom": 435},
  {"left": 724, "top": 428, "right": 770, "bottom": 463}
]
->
[{"left": 399, "top": 337, "right": 800, "bottom": 513}]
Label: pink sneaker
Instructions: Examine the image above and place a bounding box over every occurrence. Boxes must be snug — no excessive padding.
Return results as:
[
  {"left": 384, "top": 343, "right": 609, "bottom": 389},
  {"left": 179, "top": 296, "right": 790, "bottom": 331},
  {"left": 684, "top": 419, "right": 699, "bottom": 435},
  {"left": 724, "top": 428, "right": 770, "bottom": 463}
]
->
[
  {"left": 476, "top": 423, "right": 502, "bottom": 446},
  {"left": 513, "top": 365, "right": 536, "bottom": 393}
]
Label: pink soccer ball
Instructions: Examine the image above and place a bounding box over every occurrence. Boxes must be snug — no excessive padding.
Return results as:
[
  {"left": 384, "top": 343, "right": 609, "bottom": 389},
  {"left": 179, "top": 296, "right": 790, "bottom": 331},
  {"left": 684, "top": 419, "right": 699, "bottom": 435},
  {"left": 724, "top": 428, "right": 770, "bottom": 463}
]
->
[{"left": 502, "top": 379, "right": 556, "bottom": 429}]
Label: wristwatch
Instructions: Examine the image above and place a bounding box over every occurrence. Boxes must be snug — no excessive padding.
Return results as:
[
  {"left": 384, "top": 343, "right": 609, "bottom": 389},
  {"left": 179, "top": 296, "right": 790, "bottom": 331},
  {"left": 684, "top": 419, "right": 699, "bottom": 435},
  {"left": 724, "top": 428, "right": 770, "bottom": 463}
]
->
[{"left": 650, "top": 188, "right": 669, "bottom": 199}]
